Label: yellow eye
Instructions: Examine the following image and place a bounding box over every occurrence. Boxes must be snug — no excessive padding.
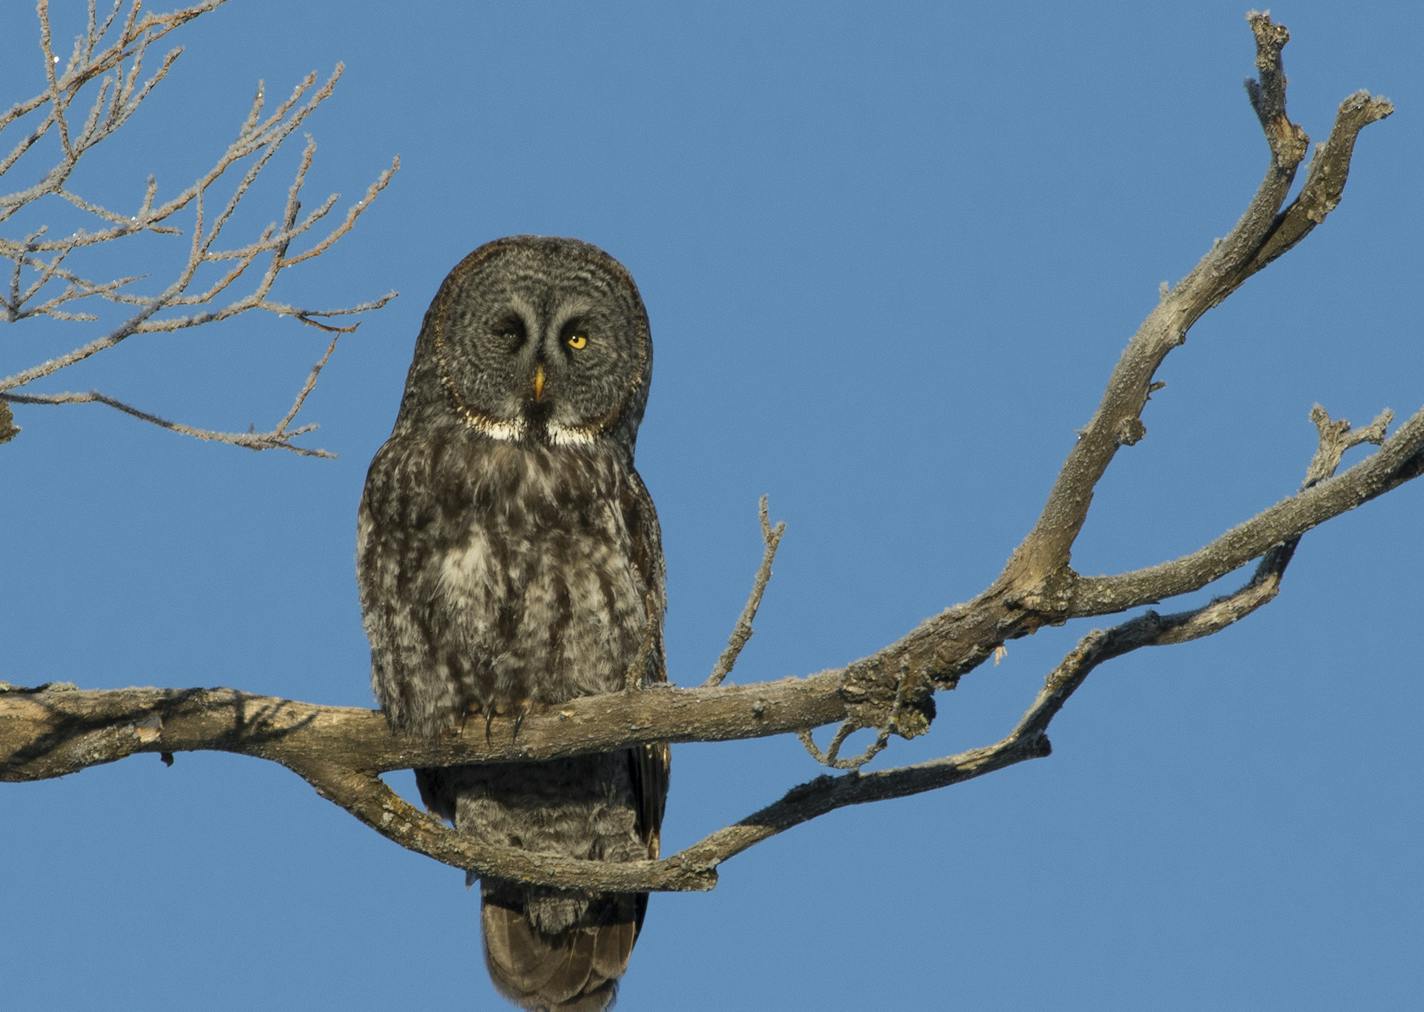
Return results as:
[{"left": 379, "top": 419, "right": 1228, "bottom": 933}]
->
[{"left": 566, "top": 332, "right": 588, "bottom": 350}]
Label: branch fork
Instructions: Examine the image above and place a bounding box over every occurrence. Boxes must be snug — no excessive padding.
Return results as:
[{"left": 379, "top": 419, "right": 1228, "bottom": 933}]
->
[
  {"left": 1, "top": 0, "right": 398, "bottom": 456},
  {"left": 4, "top": 14, "right": 1420, "bottom": 895}
]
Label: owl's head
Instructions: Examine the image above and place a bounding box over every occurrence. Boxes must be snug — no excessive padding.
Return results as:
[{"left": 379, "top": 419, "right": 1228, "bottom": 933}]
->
[{"left": 399, "top": 236, "right": 653, "bottom": 453}]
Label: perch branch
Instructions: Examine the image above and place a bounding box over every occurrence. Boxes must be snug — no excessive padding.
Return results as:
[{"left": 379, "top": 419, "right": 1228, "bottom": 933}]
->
[
  {"left": 0, "top": 677, "right": 850, "bottom": 784},
  {"left": 0, "top": 392, "right": 1407, "bottom": 892},
  {"left": 3, "top": 15, "right": 1419, "bottom": 895},
  {"left": 672, "top": 402, "right": 1391, "bottom": 880}
]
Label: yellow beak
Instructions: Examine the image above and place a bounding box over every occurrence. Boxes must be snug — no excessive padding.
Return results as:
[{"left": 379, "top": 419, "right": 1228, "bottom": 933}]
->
[{"left": 533, "top": 363, "right": 546, "bottom": 401}]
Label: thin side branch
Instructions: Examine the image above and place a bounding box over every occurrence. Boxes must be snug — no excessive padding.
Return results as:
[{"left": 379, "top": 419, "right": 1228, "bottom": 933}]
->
[
  {"left": 797, "top": 662, "right": 908, "bottom": 771},
  {"left": 1, "top": 389, "right": 324, "bottom": 456},
  {"left": 1, "top": 4, "right": 397, "bottom": 454},
  {"left": 0, "top": 325, "right": 353, "bottom": 456},
  {"left": 1070, "top": 404, "right": 1424, "bottom": 615},
  {"left": 706, "top": 495, "right": 786, "bottom": 686}
]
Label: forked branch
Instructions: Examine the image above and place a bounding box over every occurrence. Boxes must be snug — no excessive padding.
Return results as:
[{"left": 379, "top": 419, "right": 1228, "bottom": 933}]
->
[
  {"left": 0, "top": 0, "right": 398, "bottom": 456},
  {"left": 2, "top": 14, "right": 1419, "bottom": 893},
  {"left": 1001, "top": 11, "right": 1393, "bottom": 592}
]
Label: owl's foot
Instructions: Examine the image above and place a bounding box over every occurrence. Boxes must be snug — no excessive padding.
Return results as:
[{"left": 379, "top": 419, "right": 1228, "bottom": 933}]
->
[
  {"left": 459, "top": 700, "right": 537, "bottom": 744},
  {"left": 452, "top": 703, "right": 495, "bottom": 744},
  {"left": 503, "top": 698, "right": 537, "bottom": 743}
]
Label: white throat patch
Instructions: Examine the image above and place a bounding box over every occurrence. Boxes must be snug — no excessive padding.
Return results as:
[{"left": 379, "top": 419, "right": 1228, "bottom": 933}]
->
[
  {"left": 455, "top": 409, "right": 598, "bottom": 447},
  {"left": 545, "top": 422, "right": 599, "bottom": 447},
  {"left": 458, "top": 409, "right": 526, "bottom": 443}
]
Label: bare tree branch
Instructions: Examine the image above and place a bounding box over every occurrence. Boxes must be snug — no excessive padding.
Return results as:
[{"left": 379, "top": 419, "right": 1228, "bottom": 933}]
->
[
  {"left": 3, "top": 14, "right": 1419, "bottom": 899},
  {"left": 706, "top": 495, "right": 786, "bottom": 686},
  {"left": 1000, "top": 13, "right": 1392, "bottom": 594},
  {"left": 797, "top": 661, "right": 908, "bottom": 771},
  {"left": 0, "top": 677, "right": 850, "bottom": 784},
  {"left": 0, "top": 0, "right": 398, "bottom": 455},
  {"left": 1068, "top": 406, "right": 1424, "bottom": 616},
  {"left": 1, "top": 330, "right": 344, "bottom": 456},
  {"left": 799, "top": 408, "right": 1388, "bottom": 859},
  {"left": 3, "top": 394, "right": 1394, "bottom": 894}
]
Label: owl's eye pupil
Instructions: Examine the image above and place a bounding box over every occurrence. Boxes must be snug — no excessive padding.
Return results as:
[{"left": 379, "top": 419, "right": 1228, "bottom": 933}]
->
[
  {"left": 566, "top": 333, "right": 588, "bottom": 350},
  {"left": 496, "top": 316, "right": 526, "bottom": 347}
]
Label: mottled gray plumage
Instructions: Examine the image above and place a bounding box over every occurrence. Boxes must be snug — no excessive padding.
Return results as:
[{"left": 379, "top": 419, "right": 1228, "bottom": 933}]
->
[{"left": 357, "top": 236, "right": 669, "bottom": 1011}]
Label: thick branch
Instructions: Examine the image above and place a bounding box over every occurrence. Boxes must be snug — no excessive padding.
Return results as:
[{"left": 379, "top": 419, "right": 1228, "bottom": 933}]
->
[
  {"left": 0, "top": 677, "right": 844, "bottom": 892},
  {"left": 3, "top": 14, "right": 1418, "bottom": 898},
  {"left": 0, "top": 382, "right": 1408, "bottom": 895},
  {"left": 0, "top": 678, "right": 848, "bottom": 783},
  {"left": 732, "top": 405, "right": 1390, "bottom": 884},
  {"left": 1000, "top": 12, "right": 1390, "bottom": 592}
]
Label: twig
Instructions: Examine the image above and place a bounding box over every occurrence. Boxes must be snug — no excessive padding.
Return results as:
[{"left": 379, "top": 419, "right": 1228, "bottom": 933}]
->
[
  {"left": 1, "top": 306, "right": 357, "bottom": 457},
  {"left": 706, "top": 495, "right": 786, "bottom": 686},
  {"left": 1305, "top": 403, "right": 1392, "bottom": 484},
  {"left": 1, "top": 389, "right": 330, "bottom": 457},
  {"left": 0, "top": 4, "right": 397, "bottom": 452},
  {"left": 798, "top": 662, "right": 909, "bottom": 770}
]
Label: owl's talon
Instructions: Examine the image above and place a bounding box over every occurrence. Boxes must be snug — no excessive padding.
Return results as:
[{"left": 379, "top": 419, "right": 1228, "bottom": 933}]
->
[
  {"left": 483, "top": 710, "right": 495, "bottom": 744},
  {"left": 512, "top": 710, "right": 526, "bottom": 741}
]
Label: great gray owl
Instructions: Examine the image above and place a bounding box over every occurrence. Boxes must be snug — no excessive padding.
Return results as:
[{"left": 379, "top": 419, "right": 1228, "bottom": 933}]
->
[{"left": 356, "top": 236, "right": 670, "bottom": 1011}]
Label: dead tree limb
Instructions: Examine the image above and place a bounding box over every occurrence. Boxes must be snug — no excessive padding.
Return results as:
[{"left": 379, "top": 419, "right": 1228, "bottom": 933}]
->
[
  {"left": 0, "top": 0, "right": 397, "bottom": 455},
  {"left": 3, "top": 14, "right": 1418, "bottom": 894}
]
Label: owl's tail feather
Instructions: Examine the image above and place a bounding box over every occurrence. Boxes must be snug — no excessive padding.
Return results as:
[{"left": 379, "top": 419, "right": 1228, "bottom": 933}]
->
[{"left": 482, "top": 888, "right": 637, "bottom": 1012}]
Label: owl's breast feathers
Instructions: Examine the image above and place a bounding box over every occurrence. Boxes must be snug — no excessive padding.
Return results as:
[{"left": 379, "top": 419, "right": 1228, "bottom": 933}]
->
[{"left": 358, "top": 427, "right": 664, "bottom": 736}]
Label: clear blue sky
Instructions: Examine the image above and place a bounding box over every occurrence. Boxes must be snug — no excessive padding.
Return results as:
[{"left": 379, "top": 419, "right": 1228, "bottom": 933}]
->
[{"left": 4, "top": 2, "right": 1421, "bottom": 1008}]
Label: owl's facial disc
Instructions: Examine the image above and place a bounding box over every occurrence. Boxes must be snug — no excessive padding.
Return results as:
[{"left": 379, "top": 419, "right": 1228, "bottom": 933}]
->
[{"left": 431, "top": 238, "right": 650, "bottom": 448}]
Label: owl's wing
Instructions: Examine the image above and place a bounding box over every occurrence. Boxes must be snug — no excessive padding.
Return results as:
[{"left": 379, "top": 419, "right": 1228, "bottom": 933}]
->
[{"left": 623, "top": 467, "right": 670, "bottom": 870}]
